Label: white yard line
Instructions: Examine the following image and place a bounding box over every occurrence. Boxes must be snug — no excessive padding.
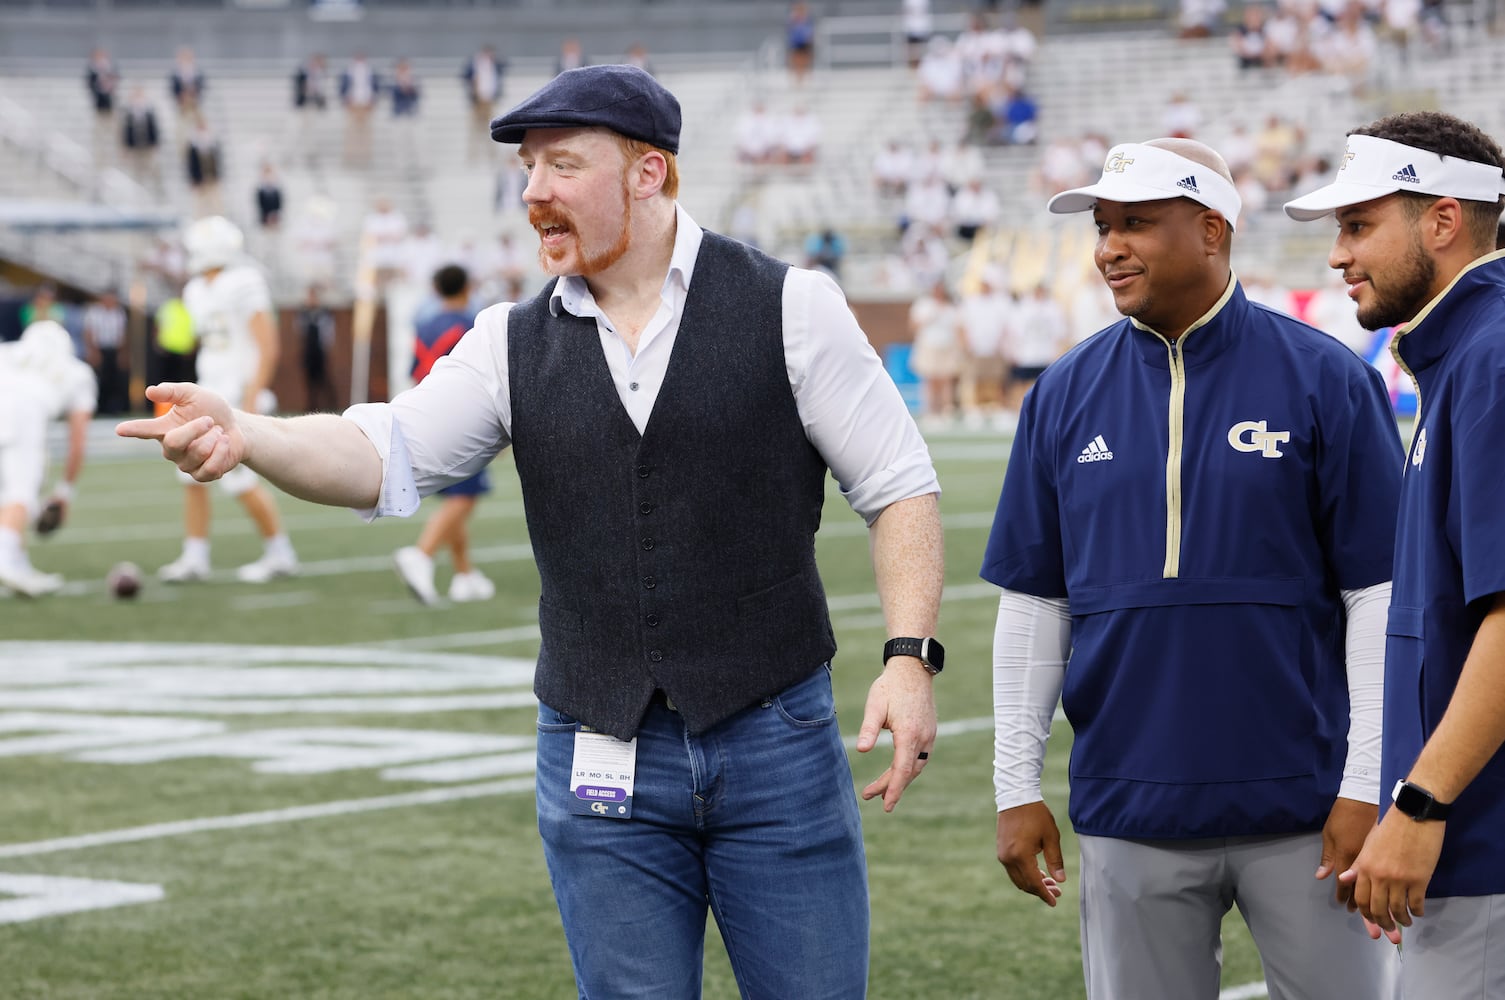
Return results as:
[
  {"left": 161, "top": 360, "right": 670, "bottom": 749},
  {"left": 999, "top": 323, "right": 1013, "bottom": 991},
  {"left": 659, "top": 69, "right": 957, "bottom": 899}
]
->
[{"left": 0, "top": 778, "right": 534, "bottom": 859}]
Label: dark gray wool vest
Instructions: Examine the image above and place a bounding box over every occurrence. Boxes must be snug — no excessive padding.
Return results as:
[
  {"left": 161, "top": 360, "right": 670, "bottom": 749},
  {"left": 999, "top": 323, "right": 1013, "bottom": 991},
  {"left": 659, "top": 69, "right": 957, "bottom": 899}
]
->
[{"left": 508, "top": 231, "right": 837, "bottom": 741}]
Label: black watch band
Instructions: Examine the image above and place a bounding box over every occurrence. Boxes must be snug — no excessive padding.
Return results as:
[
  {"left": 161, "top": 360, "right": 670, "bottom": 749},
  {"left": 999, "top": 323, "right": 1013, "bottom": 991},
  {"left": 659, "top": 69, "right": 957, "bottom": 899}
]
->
[
  {"left": 1392, "top": 779, "right": 1452, "bottom": 822},
  {"left": 883, "top": 636, "right": 944, "bottom": 675}
]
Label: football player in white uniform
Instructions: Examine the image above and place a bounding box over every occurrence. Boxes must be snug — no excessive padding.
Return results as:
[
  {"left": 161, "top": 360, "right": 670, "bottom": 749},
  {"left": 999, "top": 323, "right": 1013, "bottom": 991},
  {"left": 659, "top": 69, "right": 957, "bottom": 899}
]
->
[
  {"left": 158, "top": 215, "right": 299, "bottom": 583},
  {"left": 0, "top": 320, "right": 96, "bottom": 596}
]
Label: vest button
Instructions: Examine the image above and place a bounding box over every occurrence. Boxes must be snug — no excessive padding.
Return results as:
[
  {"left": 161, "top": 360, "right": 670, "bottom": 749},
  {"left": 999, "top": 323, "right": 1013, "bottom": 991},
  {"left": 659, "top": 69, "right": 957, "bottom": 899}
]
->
[
  {"left": 649, "top": 649, "right": 663, "bottom": 662},
  {"left": 642, "top": 576, "right": 657, "bottom": 589},
  {"left": 639, "top": 501, "right": 653, "bottom": 515},
  {"left": 637, "top": 465, "right": 650, "bottom": 478},
  {"left": 641, "top": 537, "right": 655, "bottom": 551},
  {"left": 645, "top": 613, "right": 660, "bottom": 627}
]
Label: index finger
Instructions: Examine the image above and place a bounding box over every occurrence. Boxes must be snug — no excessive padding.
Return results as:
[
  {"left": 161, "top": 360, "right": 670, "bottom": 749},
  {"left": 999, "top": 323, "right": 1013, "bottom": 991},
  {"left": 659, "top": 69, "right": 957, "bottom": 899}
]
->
[{"left": 116, "top": 413, "right": 180, "bottom": 441}]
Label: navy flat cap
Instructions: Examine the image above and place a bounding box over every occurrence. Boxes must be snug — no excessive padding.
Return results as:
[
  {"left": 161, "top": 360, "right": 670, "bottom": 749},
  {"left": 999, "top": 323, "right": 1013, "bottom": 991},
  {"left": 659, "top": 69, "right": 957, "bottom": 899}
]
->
[{"left": 490, "top": 64, "right": 682, "bottom": 154}]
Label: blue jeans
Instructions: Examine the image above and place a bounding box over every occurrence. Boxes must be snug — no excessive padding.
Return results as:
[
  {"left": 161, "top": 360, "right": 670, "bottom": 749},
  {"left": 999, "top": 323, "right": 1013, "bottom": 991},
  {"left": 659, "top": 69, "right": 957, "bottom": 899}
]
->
[{"left": 535, "top": 666, "right": 869, "bottom": 999}]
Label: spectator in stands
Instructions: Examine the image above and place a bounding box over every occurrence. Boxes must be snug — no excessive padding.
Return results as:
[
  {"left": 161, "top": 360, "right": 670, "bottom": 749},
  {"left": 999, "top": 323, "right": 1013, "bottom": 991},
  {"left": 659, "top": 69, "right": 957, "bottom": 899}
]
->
[
  {"left": 83, "top": 288, "right": 129, "bottom": 415},
  {"left": 901, "top": 223, "right": 952, "bottom": 303},
  {"left": 1178, "top": 0, "right": 1228, "bottom": 37},
  {"left": 955, "top": 12, "right": 1002, "bottom": 94},
  {"left": 902, "top": 168, "right": 952, "bottom": 236},
  {"left": 1234, "top": 166, "right": 1272, "bottom": 217},
  {"left": 1317, "top": 1, "right": 1377, "bottom": 91},
  {"left": 290, "top": 194, "right": 339, "bottom": 290},
  {"left": 184, "top": 115, "right": 223, "bottom": 217},
  {"left": 462, "top": 45, "right": 505, "bottom": 162},
  {"left": 362, "top": 196, "right": 410, "bottom": 290},
  {"left": 19, "top": 284, "right": 66, "bottom": 333},
  {"left": 1162, "top": 90, "right": 1203, "bottom": 140},
  {"left": 1220, "top": 121, "right": 1257, "bottom": 175},
  {"left": 489, "top": 231, "right": 529, "bottom": 302},
  {"left": 941, "top": 138, "right": 985, "bottom": 191},
  {"left": 622, "top": 43, "right": 655, "bottom": 76},
  {"left": 339, "top": 52, "right": 380, "bottom": 168},
  {"left": 917, "top": 35, "right": 966, "bottom": 105},
  {"left": 787, "top": 1, "right": 816, "bottom": 84},
  {"left": 1232, "top": 4, "right": 1277, "bottom": 67},
  {"left": 1000, "top": 10, "right": 1039, "bottom": 66},
  {"left": 170, "top": 47, "right": 206, "bottom": 121},
  {"left": 902, "top": 0, "right": 933, "bottom": 67},
  {"left": 908, "top": 279, "right": 964, "bottom": 425},
  {"left": 735, "top": 100, "right": 779, "bottom": 167},
  {"left": 1033, "top": 137, "right": 1090, "bottom": 196},
  {"left": 556, "top": 37, "right": 587, "bottom": 76},
  {"left": 873, "top": 138, "right": 915, "bottom": 198},
  {"left": 390, "top": 57, "right": 422, "bottom": 174},
  {"left": 1253, "top": 113, "right": 1304, "bottom": 194},
  {"left": 783, "top": 104, "right": 822, "bottom": 167},
  {"left": 120, "top": 85, "right": 160, "bottom": 190},
  {"left": 297, "top": 284, "right": 338, "bottom": 413},
  {"left": 85, "top": 47, "right": 119, "bottom": 166},
  {"left": 989, "top": 85, "right": 1039, "bottom": 146},
  {"left": 1007, "top": 282, "right": 1068, "bottom": 413},
  {"left": 958, "top": 265, "right": 1013, "bottom": 426},
  {"left": 255, "top": 162, "right": 283, "bottom": 230},
  {"left": 950, "top": 176, "right": 1001, "bottom": 242},
  {"left": 803, "top": 227, "right": 847, "bottom": 281},
  {"left": 292, "top": 54, "right": 329, "bottom": 166}
]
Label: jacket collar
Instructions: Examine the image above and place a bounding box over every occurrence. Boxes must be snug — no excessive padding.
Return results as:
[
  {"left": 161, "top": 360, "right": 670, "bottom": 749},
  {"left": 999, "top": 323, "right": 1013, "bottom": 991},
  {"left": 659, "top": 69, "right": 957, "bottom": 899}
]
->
[
  {"left": 1392, "top": 249, "right": 1505, "bottom": 373},
  {"left": 1127, "top": 272, "right": 1242, "bottom": 367}
]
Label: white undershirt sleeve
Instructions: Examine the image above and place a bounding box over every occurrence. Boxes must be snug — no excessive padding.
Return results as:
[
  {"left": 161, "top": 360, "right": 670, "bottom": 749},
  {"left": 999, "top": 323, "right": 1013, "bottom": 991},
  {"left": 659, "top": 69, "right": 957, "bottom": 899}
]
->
[
  {"left": 993, "top": 588, "right": 1071, "bottom": 811},
  {"left": 1338, "top": 581, "right": 1389, "bottom": 804}
]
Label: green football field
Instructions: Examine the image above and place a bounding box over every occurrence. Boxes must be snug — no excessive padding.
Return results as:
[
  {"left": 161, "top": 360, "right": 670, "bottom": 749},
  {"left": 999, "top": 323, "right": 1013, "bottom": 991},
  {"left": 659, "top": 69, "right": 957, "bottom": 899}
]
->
[{"left": 0, "top": 422, "right": 1273, "bottom": 999}]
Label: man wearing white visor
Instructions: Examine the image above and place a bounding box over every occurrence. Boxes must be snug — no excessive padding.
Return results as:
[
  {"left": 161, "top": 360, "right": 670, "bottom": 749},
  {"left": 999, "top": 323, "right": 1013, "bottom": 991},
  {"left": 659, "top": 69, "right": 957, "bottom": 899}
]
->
[
  {"left": 983, "top": 137, "right": 1403, "bottom": 999},
  {"left": 1286, "top": 111, "right": 1505, "bottom": 995}
]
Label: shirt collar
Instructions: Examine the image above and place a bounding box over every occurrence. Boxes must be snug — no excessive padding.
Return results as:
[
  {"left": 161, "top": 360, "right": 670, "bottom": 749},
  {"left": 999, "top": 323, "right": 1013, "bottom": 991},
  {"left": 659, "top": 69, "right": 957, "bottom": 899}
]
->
[{"left": 548, "top": 202, "right": 702, "bottom": 318}]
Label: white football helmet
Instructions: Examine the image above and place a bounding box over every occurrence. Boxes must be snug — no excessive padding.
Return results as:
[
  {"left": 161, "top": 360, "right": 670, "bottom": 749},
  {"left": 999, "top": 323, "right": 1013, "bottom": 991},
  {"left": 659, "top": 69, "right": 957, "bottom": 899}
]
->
[
  {"left": 18, "top": 319, "right": 76, "bottom": 360},
  {"left": 184, "top": 215, "right": 245, "bottom": 274}
]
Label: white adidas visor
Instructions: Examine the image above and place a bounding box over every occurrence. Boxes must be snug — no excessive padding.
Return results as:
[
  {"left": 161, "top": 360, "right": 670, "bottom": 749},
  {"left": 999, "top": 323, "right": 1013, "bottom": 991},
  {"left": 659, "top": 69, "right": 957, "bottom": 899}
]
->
[
  {"left": 1284, "top": 134, "right": 1505, "bottom": 221},
  {"left": 1048, "top": 142, "right": 1242, "bottom": 231}
]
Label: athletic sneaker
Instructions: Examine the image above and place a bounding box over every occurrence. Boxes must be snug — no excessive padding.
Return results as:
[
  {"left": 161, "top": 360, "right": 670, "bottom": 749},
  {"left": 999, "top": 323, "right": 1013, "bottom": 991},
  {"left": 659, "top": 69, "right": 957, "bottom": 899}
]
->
[
  {"left": 0, "top": 562, "right": 64, "bottom": 597},
  {"left": 158, "top": 554, "right": 211, "bottom": 583},
  {"left": 235, "top": 549, "right": 300, "bottom": 583},
  {"left": 448, "top": 570, "right": 495, "bottom": 603},
  {"left": 394, "top": 546, "right": 439, "bottom": 606}
]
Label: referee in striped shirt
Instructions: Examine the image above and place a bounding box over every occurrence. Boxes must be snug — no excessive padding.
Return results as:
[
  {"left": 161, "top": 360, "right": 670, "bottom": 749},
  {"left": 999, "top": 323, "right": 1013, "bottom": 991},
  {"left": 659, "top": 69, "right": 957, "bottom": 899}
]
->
[{"left": 83, "top": 289, "right": 128, "bottom": 414}]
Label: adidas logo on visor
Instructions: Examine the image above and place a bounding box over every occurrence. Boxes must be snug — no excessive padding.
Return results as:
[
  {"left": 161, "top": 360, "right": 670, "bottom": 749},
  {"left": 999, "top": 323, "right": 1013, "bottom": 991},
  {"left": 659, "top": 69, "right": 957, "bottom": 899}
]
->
[
  {"left": 1393, "top": 164, "right": 1420, "bottom": 184},
  {"left": 1176, "top": 175, "right": 1199, "bottom": 193}
]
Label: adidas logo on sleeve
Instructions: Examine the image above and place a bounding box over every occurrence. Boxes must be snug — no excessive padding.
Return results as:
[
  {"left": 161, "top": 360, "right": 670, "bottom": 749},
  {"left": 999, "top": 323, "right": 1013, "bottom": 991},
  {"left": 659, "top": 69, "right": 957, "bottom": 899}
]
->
[
  {"left": 1392, "top": 164, "right": 1420, "bottom": 184},
  {"left": 1077, "top": 434, "right": 1114, "bottom": 463},
  {"left": 1176, "top": 175, "right": 1200, "bottom": 193}
]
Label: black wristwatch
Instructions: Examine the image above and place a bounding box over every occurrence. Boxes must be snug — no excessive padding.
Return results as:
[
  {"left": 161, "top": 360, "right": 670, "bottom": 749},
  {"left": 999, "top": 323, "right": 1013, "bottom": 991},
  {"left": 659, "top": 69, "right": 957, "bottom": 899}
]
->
[
  {"left": 883, "top": 637, "right": 944, "bottom": 675},
  {"left": 1391, "top": 779, "right": 1452, "bottom": 822}
]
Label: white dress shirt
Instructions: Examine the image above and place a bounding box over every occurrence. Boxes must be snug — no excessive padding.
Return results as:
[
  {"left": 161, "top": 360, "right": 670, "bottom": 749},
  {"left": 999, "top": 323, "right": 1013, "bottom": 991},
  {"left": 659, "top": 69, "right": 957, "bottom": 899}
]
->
[{"left": 346, "top": 205, "right": 939, "bottom": 525}]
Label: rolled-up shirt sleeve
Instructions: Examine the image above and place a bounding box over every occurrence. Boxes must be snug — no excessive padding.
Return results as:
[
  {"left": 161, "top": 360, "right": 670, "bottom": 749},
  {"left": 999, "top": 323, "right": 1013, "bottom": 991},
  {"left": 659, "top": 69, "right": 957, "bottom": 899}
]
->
[
  {"left": 343, "top": 301, "right": 513, "bottom": 520},
  {"left": 784, "top": 267, "right": 939, "bottom": 524}
]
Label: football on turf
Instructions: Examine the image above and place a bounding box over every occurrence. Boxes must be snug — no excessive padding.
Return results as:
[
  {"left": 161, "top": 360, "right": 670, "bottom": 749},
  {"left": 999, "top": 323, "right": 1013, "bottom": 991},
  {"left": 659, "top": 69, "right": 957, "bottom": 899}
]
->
[{"left": 107, "top": 562, "right": 143, "bottom": 600}]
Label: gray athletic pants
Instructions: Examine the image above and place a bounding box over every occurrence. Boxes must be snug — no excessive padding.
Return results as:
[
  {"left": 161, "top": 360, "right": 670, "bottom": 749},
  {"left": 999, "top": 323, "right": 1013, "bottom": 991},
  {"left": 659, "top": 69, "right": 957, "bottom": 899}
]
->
[
  {"left": 1078, "top": 831, "right": 1399, "bottom": 1000},
  {"left": 1401, "top": 894, "right": 1505, "bottom": 998}
]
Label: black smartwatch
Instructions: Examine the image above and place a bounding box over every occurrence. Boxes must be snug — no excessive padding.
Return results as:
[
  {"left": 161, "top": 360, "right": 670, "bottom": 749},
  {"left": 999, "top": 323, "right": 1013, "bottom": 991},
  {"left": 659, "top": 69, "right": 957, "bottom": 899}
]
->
[
  {"left": 883, "top": 637, "right": 944, "bottom": 675},
  {"left": 1391, "top": 779, "right": 1452, "bottom": 822}
]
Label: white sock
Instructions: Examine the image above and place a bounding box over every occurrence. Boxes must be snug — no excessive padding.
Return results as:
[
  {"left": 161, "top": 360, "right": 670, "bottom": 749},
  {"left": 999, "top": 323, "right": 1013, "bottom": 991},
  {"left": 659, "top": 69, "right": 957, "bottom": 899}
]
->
[
  {"left": 183, "top": 537, "right": 210, "bottom": 563},
  {"left": 0, "top": 528, "right": 25, "bottom": 567},
  {"left": 266, "top": 534, "right": 294, "bottom": 558}
]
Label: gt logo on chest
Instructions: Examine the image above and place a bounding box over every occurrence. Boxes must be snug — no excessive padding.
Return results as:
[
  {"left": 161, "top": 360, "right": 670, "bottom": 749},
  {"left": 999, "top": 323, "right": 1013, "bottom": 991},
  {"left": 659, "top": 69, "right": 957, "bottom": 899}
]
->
[{"left": 1228, "top": 419, "right": 1291, "bottom": 458}]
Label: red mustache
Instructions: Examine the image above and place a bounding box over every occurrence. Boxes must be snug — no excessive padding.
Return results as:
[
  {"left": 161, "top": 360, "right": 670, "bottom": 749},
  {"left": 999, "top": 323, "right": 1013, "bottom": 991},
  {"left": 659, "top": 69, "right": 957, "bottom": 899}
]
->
[{"left": 529, "top": 205, "right": 570, "bottom": 231}]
